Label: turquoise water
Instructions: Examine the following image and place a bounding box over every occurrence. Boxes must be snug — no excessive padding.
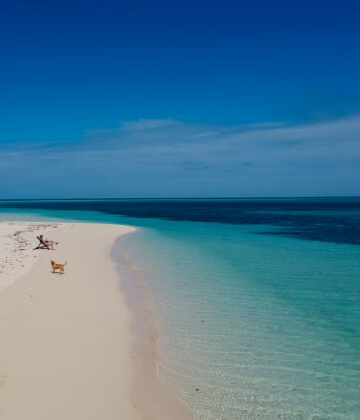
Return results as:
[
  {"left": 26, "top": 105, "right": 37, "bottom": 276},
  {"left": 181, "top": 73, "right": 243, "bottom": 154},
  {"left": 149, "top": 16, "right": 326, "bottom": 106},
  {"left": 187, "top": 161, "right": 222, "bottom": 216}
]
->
[
  {"left": 0, "top": 202, "right": 359, "bottom": 419},
  {"left": 120, "top": 222, "right": 360, "bottom": 419}
]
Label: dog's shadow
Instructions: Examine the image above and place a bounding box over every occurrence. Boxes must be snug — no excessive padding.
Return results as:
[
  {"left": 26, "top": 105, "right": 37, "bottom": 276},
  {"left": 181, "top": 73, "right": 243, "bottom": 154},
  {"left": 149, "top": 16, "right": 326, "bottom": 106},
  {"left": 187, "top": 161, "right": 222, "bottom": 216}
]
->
[{"left": 50, "top": 271, "right": 65, "bottom": 275}]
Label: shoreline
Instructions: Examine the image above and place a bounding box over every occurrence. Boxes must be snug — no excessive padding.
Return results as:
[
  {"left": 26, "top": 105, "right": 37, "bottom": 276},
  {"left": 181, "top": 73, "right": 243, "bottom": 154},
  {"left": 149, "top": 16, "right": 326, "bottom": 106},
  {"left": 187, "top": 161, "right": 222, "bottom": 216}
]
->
[
  {"left": 112, "top": 234, "right": 194, "bottom": 420},
  {"left": 0, "top": 222, "right": 140, "bottom": 419},
  {"left": 0, "top": 220, "right": 192, "bottom": 420}
]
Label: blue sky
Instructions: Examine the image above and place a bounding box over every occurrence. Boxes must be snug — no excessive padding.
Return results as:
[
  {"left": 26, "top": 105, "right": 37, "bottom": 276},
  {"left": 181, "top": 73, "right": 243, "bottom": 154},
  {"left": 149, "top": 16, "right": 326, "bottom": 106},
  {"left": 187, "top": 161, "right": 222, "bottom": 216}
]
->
[{"left": 1, "top": 0, "right": 360, "bottom": 198}]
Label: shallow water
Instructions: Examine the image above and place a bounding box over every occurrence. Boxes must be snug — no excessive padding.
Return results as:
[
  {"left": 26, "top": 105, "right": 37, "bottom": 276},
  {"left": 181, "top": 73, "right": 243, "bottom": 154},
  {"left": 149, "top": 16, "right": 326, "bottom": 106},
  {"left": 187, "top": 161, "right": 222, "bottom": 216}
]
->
[
  {"left": 120, "top": 222, "right": 360, "bottom": 419},
  {"left": 1, "top": 199, "right": 359, "bottom": 419}
]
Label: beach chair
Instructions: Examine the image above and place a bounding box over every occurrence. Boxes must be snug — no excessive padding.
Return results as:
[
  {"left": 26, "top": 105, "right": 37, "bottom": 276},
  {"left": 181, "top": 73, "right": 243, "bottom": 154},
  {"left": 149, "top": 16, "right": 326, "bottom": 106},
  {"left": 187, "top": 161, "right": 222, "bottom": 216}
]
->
[{"left": 34, "top": 236, "right": 50, "bottom": 250}]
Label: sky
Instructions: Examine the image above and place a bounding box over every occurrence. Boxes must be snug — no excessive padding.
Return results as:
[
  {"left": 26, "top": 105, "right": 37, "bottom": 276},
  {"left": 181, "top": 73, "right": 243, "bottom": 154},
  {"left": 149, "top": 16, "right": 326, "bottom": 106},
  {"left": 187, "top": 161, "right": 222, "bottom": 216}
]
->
[{"left": 0, "top": 0, "right": 359, "bottom": 198}]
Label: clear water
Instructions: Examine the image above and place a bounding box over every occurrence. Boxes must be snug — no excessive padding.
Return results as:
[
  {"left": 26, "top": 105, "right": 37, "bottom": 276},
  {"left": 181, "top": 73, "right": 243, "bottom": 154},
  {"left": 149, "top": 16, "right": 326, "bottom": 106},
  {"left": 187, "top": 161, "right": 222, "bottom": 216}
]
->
[{"left": 0, "top": 199, "right": 359, "bottom": 419}]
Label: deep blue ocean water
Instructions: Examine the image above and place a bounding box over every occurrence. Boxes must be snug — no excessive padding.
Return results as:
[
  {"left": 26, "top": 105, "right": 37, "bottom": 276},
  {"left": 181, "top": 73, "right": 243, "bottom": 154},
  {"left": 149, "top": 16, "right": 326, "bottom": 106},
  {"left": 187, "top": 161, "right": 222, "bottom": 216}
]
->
[{"left": 0, "top": 198, "right": 359, "bottom": 419}]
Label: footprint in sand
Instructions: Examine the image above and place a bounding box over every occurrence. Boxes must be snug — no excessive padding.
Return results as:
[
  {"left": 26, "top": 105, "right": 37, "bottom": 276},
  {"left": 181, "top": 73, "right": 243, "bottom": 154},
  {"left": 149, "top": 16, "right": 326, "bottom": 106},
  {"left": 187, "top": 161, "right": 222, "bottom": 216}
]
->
[{"left": 0, "top": 375, "right": 8, "bottom": 387}]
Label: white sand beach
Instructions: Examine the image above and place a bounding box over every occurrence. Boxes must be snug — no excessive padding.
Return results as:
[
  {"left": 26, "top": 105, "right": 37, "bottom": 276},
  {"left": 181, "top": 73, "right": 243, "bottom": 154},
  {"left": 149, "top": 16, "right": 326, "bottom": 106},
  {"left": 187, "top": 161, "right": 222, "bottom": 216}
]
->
[
  {"left": 0, "top": 222, "right": 62, "bottom": 291},
  {"left": 0, "top": 222, "right": 141, "bottom": 420}
]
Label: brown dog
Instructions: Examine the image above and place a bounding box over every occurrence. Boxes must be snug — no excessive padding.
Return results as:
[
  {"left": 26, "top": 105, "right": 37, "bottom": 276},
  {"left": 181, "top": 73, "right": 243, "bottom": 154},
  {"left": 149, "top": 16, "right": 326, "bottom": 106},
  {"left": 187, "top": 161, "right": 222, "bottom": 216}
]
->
[{"left": 51, "top": 260, "right": 67, "bottom": 274}]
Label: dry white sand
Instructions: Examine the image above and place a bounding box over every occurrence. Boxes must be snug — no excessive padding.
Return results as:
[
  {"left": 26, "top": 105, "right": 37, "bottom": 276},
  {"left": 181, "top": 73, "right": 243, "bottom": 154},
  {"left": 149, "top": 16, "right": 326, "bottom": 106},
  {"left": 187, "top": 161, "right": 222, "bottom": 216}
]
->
[
  {"left": 0, "top": 222, "right": 141, "bottom": 420},
  {"left": 0, "top": 222, "right": 62, "bottom": 291}
]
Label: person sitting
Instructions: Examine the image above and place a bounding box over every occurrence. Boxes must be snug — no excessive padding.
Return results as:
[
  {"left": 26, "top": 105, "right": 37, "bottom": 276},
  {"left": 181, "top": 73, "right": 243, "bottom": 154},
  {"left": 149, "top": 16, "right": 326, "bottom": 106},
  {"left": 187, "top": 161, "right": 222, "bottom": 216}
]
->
[{"left": 39, "top": 235, "right": 59, "bottom": 250}]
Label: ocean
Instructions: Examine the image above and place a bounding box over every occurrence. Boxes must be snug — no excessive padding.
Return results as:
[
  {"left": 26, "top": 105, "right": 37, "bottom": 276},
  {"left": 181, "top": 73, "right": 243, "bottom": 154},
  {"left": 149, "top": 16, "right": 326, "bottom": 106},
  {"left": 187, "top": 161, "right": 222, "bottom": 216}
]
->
[{"left": 0, "top": 198, "right": 359, "bottom": 419}]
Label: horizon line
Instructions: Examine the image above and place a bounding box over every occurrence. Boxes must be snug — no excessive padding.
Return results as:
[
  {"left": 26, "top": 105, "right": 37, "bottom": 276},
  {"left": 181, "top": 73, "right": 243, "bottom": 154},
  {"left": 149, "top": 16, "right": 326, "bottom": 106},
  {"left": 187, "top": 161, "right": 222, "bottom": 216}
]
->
[{"left": 0, "top": 195, "right": 359, "bottom": 202}]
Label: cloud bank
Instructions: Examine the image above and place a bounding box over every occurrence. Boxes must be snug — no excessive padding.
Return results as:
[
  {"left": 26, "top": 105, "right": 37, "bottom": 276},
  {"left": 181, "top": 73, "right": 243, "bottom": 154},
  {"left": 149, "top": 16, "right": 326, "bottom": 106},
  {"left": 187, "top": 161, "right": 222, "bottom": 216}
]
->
[{"left": 0, "top": 116, "right": 359, "bottom": 198}]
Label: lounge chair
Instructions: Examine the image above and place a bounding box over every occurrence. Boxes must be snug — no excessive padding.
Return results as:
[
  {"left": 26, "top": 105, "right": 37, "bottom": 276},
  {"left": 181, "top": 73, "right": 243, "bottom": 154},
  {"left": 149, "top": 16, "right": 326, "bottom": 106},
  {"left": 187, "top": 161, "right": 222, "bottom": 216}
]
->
[{"left": 34, "top": 236, "right": 51, "bottom": 250}]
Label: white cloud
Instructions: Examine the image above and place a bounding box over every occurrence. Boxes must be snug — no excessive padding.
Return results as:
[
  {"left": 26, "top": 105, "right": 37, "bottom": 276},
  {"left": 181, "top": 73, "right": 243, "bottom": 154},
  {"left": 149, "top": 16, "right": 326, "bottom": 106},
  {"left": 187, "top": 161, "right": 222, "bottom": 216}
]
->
[{"left": 0, "top": 115, "right": 359, "bottom": 197}]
